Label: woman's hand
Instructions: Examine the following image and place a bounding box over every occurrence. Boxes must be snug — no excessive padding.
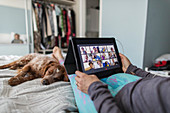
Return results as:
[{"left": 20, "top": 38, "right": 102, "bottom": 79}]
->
[
  {"left": 119, "top": 53, "right": 131, "bottom": 73},
  {"left": 75, "top": 71, "right": 100, "bottom": 94}
]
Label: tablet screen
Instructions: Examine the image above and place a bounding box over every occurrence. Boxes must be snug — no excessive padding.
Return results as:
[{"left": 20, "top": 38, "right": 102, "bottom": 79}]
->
[{"left": 77, "top": 44, "right": 120, "bottom": 73}]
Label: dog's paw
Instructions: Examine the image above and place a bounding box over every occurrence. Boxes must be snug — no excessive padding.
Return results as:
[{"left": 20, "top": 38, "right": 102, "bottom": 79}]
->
[{"left": 8, "top": 77, "right": 21, "bottom": 86}]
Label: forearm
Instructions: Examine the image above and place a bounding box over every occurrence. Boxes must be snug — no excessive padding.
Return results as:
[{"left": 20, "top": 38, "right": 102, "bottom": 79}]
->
[
  {"left": 88, "top": 81, "right": 123, "bottom": 113},
  {"left": 126, "top": 64, "right": 155, "bottom": 78}
]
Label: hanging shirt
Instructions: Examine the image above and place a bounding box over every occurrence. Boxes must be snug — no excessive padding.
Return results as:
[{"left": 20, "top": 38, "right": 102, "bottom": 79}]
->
[
  {"left": 32, "top": 6, "right": 38, "bottom": 32},
  {"left": 52, "top": 6, "right": 58, "bottom": 36},
  {"left": 70, "top": 9, "right": 76, "bottom": 37},
  {"left": 55, "top": 5, "right": 61, "bottom": 16},
  {"left": 45, "top": 8, "right": 52, "bottom": 37},
  {"left": 66, "top": 9, "right": 71, "bottom": 46},
  {"left": 37, "top": 3, "right": 43, "bottom": 29},
  {"left": 62, "top": 9, "right": 67, "bottom": 37},
  {"left": 47, "top": 5, "right": 55, "bottom": 36},
  {"left": 60, "top": 8, "right": 65, "bottom": 37},
  {"left": 34, "top": 3, "right": 40, "bottom": 31}
]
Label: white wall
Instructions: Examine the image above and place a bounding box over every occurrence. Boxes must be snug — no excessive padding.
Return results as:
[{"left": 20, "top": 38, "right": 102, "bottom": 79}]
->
[
  {"left": 101, "top": 0, "right": 148, "bottom": 68},
  {"left": 0, "top": 0, "right": 31, "bottom": 10},
  {"left": 0, "top": 0, "right": 25, "bottom": 9},
  {"left": 0, "top": 44, "right": 29, "bottom": 56}
]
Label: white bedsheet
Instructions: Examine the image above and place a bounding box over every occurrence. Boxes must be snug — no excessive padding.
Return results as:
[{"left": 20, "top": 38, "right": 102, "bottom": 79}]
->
[{"left": 0, "top": 55, "right": 78, "bottom": 113}]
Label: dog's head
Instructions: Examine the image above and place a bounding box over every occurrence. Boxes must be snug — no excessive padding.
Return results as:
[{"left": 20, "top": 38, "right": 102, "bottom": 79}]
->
[{"left": 41, "top": 64, "right": 68, "bottom": 85}]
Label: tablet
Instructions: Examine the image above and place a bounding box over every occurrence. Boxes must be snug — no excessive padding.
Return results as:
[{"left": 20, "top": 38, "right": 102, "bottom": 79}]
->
[{"left": 64, "top": 38, "right": 123, "bottom": 78}]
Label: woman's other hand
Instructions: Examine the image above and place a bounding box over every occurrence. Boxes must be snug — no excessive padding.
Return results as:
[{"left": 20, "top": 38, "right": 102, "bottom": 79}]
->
[{"left": 119, "top": 53, "right": 131, "bottom": 73}]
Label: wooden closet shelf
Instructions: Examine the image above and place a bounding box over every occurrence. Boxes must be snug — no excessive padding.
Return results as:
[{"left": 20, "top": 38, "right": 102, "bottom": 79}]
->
[
  {"left": 38, "top": 49, "right": 53, "bottom": 54},
  {"left": 35, "top": 0, "right": 76, "bottom": 5}
]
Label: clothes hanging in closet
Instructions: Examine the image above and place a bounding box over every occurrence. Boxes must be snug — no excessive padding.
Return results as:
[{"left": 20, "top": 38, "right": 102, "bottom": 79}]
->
[{"left": 32, "top": 2, "right": 76, "bottom": 51}]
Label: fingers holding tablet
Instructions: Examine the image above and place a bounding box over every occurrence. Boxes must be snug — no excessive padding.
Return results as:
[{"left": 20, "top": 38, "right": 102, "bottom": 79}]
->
[{"left": 75, "top": 71, "right": 100, "bottom": 94}]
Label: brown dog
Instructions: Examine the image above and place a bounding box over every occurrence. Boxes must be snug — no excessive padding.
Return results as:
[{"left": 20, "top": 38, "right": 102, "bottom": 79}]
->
[{"left": 0, "top": 53, "right": 68, "bottom": 86}]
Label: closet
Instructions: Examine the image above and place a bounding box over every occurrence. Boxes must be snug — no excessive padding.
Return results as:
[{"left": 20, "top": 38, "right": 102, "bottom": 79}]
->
[{"left": 32, "top": 0, "right": 77, "bottom": 54}]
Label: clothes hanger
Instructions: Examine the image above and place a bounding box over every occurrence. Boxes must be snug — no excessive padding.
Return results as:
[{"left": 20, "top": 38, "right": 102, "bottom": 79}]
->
[{"left": 32, "top": 0, "right": 73, "bottom": 9}]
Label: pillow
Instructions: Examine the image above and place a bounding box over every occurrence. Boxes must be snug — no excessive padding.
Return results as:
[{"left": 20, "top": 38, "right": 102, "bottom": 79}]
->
[
  {"left": 68, "top": 73, "right": 141, "bottom": 113},
  {"left": 68, "top": 74, "right": 97, "bottom": 113}
]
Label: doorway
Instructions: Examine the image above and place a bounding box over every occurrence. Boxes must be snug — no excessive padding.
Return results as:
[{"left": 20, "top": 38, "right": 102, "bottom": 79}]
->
[{"left": 86, "top": 0, "right": 100, "bottom": 38}]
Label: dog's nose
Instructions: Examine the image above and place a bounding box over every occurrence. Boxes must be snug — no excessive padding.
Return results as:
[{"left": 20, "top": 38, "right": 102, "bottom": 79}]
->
[{"left": 42, "top": 80, "right": 49, "bottom": 85}]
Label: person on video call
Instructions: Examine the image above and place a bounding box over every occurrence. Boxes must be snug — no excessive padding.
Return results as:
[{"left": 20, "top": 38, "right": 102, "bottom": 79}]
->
[
  {"left": 110, "top": 47, "right": 114, "bottom": 52},
  {"left": 101, "top": 53, "right": 106, "bottom": 60},
  {"left": 111, "top": 58, "right": 116, "bottom": 65},
  {"left": 81, "top": 47, "right": 87, "bottom": 54},
  {"left": 92, "top": 54, "right": 101, "bottom": 61},
  {"left": 84, "top": 55, "right": 88, "bottom": 62},
  {"left": 93, "top": 47, "right": 99, "bottom": 53},
  {"left": 105, "top": 61, "right": 111, "bottom": 67},
  {"left": 95, "top": 60, "right": 103, "bottom": 68},
  {"left": 52, "top": 46, "right": 170, "bottom": 113},
  {"left": 84, "top": 62, "right": 95, "bottom": 71},
  {"left": 11, "top": 33, "right": 23, "bottom": 44},
  {"left": 101, "top": 47, "right": 106, "bottom": 53}
]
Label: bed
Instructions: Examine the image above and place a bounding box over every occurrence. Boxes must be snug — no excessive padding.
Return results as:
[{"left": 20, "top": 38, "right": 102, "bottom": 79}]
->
[{"left": 0, "top": 55, "right": 78, "bottom": 113}]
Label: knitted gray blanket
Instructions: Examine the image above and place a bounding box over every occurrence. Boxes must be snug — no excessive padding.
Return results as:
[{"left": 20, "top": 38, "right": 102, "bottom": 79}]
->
[{"left": 0, "top": 55, "right": 78, "bottom": 113}]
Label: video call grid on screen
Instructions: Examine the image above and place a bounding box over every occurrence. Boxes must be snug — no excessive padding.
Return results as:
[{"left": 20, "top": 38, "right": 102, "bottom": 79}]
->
[{"left": 77, "top": 44, "right": 119, "bottom": 72}]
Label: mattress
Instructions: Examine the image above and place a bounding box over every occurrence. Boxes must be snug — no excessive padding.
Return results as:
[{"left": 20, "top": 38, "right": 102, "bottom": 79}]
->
[{"left": 0, "top": 55, "right": 78, "bottom": 113}]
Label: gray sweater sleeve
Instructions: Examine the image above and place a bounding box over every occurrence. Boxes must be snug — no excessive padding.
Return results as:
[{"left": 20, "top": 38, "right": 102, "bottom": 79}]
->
[
  {"left": 88, "top": 64, "right": 156, "bottom": 113},
  {"left": 126, "top": 64, "right": 155, "bottom": 78},
  {"left": 88, "top": 81, "right": 123, "bottom": 113}
]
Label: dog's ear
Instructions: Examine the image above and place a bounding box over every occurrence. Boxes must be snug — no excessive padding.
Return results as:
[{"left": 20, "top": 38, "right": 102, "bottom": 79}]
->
[
  {"left": 42, "top": 65, "right": 50, "bottom": 76},
  {"left": 61, "top": 65, "right": 69, "bottom": 82},
  {"left": 63, "top": 74, "right": 69, "bottom": 82}
]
